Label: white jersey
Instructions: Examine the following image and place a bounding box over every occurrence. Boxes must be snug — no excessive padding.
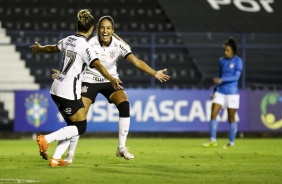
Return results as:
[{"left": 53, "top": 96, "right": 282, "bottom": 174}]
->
[
  {"left": 50, "top": 34, "right": 99, "bottom": 100},
  {"left": 82, "top": 35, "right": 132, "bottom": 83}
]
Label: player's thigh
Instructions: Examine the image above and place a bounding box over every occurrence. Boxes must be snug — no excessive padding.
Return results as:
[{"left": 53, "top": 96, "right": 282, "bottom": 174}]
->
[
  {"left": 109, "top": 90, "right": 128, "bottom": 106},
  {"left": 211, "top": 103, "right": 222, "bottom": 119},
  {"left": 51, "top": 95, "right": 86, "bottom": 122},
  {"left": 226, "top": 94, "right": 240, "bottom": 109},
  {"left": 212, "top": 92, "right": 225, "bottom": 107},
  {"left": 82, "top": 96, "right": 92, "bottom": 114},
  {"left": 211, "top": 92, "right": 224, "bottom": 116},
  {"left": 69, "top": 107, "right": 86, "bottom": 122},
  {"left": 81, "top": 82, "right": 99, "bottom": 104}
]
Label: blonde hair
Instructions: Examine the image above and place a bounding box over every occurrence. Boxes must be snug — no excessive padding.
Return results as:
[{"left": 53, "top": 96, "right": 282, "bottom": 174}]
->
[
  {"left": 113, "top": 33, "right": 131, "bottom": 49},
  {"left": 77, "top": 9, "right": 94, "bottom": 32}
]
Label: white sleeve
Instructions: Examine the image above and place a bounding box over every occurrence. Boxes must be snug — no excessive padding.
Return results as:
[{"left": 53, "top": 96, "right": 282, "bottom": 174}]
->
[
  {"left": 82, "top": 44, "right": 99, "bottom": 66},
  {"left": 56, "top": 38, "right": 65, "bottom": 51},
  {"left": 119, "top": 41, "right": 132, "bottom": 58}
]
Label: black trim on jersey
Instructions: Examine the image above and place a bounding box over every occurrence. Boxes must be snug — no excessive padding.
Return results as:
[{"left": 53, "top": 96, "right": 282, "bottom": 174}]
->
[
  {"left": 124, "top": 52, "right": 132, "bottom": 59},
  {"left": 75, "top": 34, "right": 87, "bottom": 41},
  {"left": 98, "top": 36, "right": 112, "bottom": 47},
  {"left": 77, "top": 63, "right": 87, "bottom": 81},
  {"left": 73, "top": 77, "right": 78, "bottom": 100},
  {"left": 89, "top": 58, "right": 99, "bottom": 68}
]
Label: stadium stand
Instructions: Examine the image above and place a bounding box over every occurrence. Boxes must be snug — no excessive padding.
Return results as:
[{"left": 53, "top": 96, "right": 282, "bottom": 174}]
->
[
  {"left": 0, "top": 0, "right": 201, "bottom": 89},
  {"left": 0, "top": 0, "right": 282, "bottom": 127},
  {"left": 159, "top": 0, "right": 282, "bottom": 89}
]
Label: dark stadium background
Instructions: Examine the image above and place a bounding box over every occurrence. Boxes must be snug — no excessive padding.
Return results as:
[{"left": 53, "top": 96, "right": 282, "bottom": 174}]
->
[{"left": 0, "top": 0, "right": 281, "bottom": 136}]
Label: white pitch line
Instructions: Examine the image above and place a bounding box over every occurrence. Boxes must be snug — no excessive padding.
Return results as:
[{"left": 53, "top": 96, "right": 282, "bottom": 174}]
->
[{"left": 0, "top": 179, "right": 40, "bottom": 183}]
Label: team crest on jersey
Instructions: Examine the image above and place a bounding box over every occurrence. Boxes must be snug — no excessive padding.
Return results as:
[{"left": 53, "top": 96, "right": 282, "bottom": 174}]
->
[
  {"left": 81, "top": 85, "right": 88, "bottom": 93},
  {"left": 25, "top": 93, "right": 48, "bottom": 128},
  {"left": 109, "top": 50, "right": 116, "bottom": 59},
  {"left": 229, "top": 63, "right": 234, "bottom": 68}
]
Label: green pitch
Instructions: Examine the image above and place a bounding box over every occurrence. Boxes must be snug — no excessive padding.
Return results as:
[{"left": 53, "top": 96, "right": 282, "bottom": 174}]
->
[{"left": 0, "top": 138, "right": 281, "bottom": 184}]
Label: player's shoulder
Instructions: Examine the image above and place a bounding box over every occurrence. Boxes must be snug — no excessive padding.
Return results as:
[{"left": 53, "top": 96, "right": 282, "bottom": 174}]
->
[
  {"left": 112, "top": 36, "right": 130, "bottom": 48},
  {"left": 111, "top": 36, "right": 122, "bottom": 46},
  {"left": 233, "top": 55, "right": 243, "bottom": 63},
  {"left": 219, "top": 57, "right": 225, "bottom": 62},
  {"left": 88, "top": 36, "right": 99, "bottom": 45}
]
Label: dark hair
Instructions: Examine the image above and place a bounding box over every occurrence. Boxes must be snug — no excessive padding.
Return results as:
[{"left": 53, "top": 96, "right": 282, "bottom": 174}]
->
[
  {"left": 224, "top": 37, "right": 237, "bottom": 54},
  {"left": 97, "top": 15, "right": 115, "bottom": 33},
  {"left": 77, "top": 9, "right": 94, "bottom": 33}
]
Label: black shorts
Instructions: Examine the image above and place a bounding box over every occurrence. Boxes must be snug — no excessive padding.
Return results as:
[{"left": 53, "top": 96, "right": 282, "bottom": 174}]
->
[
  {"left": 81, "top": 82, "right": 120, "bottom": 103},
  {"left": 51, "top": 94, "right": 85, "bottom": 117}
]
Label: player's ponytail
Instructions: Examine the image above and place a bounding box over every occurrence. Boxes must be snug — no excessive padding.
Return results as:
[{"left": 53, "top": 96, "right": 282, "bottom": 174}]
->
[
  {"left": 113, "top": 33, "right": 131, "bottom": 49},
  {"left": 77, "top": 9, "right": 94, "bottom": 33},
  {"left": 224, "top": 37, "right": 237, "bottom": 54}
]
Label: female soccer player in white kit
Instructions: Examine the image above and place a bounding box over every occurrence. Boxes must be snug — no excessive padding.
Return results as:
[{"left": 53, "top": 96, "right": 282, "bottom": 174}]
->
[
  {"left": 30, "top": 10, "right": 122, "bottom": 166},
  {"left": 60, "top": 15, "right": 170, "bottom": 163},
  {"left": 203, "top": 37, "right": 243, "bottom": 149}
]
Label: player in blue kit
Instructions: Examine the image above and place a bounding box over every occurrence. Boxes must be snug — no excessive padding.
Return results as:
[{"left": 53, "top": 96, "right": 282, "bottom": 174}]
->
[{"left": 203, "top": 37, "right": 243, "bottom": 149}]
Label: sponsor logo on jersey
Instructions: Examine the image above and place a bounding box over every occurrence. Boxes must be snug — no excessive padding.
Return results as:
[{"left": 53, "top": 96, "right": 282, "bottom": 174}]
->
[
  {"left": 86, "top": 48, "right": 92, "bottom": 62},
  {"left": 81, "top": 85, "right": 88, "bottom": 93},
  {"left": 94, "top": 77, "right": 106, "bottom": 82},
  {"left": 65, "top": 37, "right": 77, "bottom": 47},
  {"left": 120, "top": 45, "right": 128, "bottom": 53},
  {"left": 25, "top": 93, "right": 48, "bottom": 128},
  {"left": 56, "top": 76, "right": 64, "bottom": 82}
]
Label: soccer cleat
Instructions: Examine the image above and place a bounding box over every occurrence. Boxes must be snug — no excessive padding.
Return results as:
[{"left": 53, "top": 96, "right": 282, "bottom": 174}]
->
[
  {"left": 64, "top": 154, "right": 74, "bottom": 164},
  {"left": 36, "top": 135, "right": 50, "bottom": 160},
  {"left": 116, "top": 147, "right": 134, "bottom": 160},
  {"left": 202, "top": 141, "right": 218, "bottom": 148},
  {"left": 49, "top": 157, "right": 69, "bottom": 167},
  {"left": 223, "top": 143, "right": 234, "bottom": 149}
]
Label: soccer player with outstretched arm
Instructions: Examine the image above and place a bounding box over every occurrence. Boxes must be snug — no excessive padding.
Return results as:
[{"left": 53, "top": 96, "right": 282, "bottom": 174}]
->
[
  {"left": 203, "top": 37, "right": 243, "bottom": 149},
  {"left": 52, "top": 15, "right": 170, "bottom": 163},
  {"left": 30, "top": 10, "right": 122, "bottom": 166}
]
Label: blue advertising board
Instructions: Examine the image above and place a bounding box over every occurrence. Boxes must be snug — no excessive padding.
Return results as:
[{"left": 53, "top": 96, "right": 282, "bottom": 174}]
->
[
  {"left": 248, "top": 91, "right": 282, "bottom": 132},
  {"left": 14, "top": 89, "right": 248, "bottom": 133}
]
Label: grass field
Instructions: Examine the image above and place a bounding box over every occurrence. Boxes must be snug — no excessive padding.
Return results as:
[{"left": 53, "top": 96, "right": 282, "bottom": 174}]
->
[{"left": 0, "top": 138, "right": 281, "bottom": 184}]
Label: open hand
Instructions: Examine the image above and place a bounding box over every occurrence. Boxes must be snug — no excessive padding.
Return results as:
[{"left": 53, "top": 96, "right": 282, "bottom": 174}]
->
[
  {"left": 213, "top": 77, "right": 222, "bottom": 84},
  {"left": 29, "top": 42, "right": 41, "bottom": 54},
  {"left": 110, "top": 78, "right": 123, "bottom": 90},
  {"left": 155, "top": 69, "right": 170, "bottom": 82},
  {"left": 51, "top": 69, "right": 60, "bottom": 79}
]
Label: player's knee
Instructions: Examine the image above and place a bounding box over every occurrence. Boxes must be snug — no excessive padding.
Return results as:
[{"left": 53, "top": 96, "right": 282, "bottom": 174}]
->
[
  {"left": 117, "top": 101, "right": 130, "bottom": 117},
  {"left": 63, "top": 117, "right": 74, "bottom": 126},
  {"left": 211, "top": 112, "right": 218, "bottom": 119},
  {"left": 74, "top": 120, "right": 87, "bottom": 135}
]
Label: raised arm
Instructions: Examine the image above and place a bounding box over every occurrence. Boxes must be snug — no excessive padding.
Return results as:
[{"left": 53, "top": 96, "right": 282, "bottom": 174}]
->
[
  {"left": 126, "top": 54, "right": 170, "bottom": 83},
  {"left": 30, "top": 42, "right": 60, "bottom": 54}
]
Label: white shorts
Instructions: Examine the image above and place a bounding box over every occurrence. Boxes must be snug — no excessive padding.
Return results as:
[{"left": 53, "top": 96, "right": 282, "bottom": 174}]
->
[{"left": 212, "top": 92, "right": 240, "bottom": 109}]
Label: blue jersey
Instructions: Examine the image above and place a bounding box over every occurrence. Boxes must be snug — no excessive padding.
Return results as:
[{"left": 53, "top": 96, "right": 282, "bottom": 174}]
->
[{"left": 214, "top": 55, "right": 243, "bottom": 94}]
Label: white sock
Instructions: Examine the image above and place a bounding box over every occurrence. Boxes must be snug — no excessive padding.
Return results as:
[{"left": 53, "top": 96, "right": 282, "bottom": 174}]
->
[
  {"left": 68, "top": 135, "right": 80, "bottom": 156},
  {"left": 45, "top": 126, "right": 79, "bottom": 143},
  {"left": 118, "top": 117, "right": 130, "bottom": 148},
  {"left": 53, "top": 139, "right": 71, "bottom": 159}
]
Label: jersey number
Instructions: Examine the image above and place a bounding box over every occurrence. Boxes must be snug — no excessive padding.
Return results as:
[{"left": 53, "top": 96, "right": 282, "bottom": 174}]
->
[{"left": 61, "top": 50, "right": 77, "bottom": 75}]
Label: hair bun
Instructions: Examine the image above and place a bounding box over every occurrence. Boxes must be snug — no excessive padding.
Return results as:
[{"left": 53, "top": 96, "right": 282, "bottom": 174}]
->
[{"left": 77, "top": 9, "right": 91, "bottom": 21}]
